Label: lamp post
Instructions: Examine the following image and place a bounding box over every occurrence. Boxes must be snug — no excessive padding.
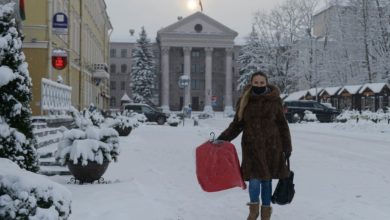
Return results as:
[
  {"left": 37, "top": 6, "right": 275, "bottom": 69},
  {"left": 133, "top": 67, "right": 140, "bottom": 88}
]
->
[{"left": 178, "top": 75, "right": 190, "bottom": 126}]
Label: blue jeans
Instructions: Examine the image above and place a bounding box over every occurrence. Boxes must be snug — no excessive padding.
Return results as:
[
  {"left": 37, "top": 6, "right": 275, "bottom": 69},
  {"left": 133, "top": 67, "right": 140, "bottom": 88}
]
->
[{"left": 249, "top": 179, "right": 272, "bottom": 206}]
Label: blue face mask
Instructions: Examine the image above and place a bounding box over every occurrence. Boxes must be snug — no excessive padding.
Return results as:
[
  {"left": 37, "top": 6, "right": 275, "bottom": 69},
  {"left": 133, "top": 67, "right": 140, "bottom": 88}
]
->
[{"left": 252, "top": 86, "right": 266, "bottom": 95}]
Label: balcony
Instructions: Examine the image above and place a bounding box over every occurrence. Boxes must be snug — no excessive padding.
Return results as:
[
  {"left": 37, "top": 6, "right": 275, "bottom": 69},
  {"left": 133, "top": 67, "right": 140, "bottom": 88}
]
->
[{"left": 91, "top": 63, "right": 110, "bottom": 80}]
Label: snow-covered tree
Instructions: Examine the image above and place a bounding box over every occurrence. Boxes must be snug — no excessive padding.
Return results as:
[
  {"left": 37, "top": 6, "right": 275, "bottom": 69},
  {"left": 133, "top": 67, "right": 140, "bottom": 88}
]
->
[
  {"left": 131, "top": 27, "right": 156, "bottom": 103},
  {"left": 0, "top": 3, "right": 39, "bottom": 172},
  {"left": 252, "top": 0, "right": 318, "bottom": 92},
  {"left": 236, "top": 27, "right": 264, "bottom": 90}
]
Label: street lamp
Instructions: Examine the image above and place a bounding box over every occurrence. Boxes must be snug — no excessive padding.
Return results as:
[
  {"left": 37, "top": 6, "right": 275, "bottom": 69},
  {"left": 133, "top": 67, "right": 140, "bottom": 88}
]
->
[{"left": 178, "top": 74, "right": 190, "bottom": 126}]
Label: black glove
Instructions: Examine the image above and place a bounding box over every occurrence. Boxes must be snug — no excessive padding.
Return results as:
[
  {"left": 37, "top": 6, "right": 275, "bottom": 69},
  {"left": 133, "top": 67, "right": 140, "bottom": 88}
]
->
[{"left": 284, "top": 151, "right": 291, "bottom": 159}]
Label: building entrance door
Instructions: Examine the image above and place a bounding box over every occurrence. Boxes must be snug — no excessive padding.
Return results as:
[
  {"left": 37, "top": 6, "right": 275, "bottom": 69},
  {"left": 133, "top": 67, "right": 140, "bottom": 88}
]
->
[{"left": 192, "top": 97, "right": 199, "bottom": 111}]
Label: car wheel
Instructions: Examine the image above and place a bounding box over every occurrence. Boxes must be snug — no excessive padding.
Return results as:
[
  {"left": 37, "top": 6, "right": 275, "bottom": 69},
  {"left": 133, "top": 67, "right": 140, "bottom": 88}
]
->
[
  {"left": 157, "top": 116, "right": 166, "bottom": 125},
  {"left": 330, "top": 114, "right": 336, "bottom": 123}
]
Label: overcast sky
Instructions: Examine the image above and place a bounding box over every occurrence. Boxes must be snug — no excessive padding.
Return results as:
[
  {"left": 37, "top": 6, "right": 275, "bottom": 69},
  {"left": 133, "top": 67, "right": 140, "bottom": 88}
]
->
[{"left": 106, "top": 0, "right": 320, "bottom": 44}]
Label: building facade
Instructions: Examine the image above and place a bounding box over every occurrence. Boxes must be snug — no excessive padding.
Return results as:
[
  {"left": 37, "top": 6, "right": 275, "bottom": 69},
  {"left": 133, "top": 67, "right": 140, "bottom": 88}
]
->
[
  {"left": 109, "top": 12, "right": 242, "bottom": 112},
  {"left": 109, "top": 40, "right": 161, "bottom": 109},
  {"left": 21, "top": 0, "right": 112, "bottom": 115}
]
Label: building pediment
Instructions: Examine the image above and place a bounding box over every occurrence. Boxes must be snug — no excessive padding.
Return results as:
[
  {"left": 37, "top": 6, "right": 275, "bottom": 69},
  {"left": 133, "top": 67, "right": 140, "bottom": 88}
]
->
[{"left": 157, "top": 12, "right": 237, "bottom": 48}]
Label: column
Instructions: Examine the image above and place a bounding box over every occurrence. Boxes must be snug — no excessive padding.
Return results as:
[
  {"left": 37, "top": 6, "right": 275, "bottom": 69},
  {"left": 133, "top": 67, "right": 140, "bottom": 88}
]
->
[
  {"left": 224, "top": 47, "right": 234, "bottom": 115},
  {"left": 204, "top": 47, "right": 213, "bottom": 112},
  {"left": 183, "top": 47, "right": 192, "bottom": 108},
  {"left": 161, "top": 46, "right": 170, "bottom": 112}
]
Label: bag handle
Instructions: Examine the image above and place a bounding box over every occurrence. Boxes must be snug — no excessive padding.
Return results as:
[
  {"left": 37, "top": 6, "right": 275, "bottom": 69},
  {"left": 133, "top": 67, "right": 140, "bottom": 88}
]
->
[{"left": 287, "top": 157, "right": 290, "bottom": 171}]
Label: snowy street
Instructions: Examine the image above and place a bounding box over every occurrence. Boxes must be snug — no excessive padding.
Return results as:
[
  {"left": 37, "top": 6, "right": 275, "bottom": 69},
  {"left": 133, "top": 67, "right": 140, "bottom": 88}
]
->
[{"left": 48, "top": 115, "right": 390, "bottom": 220}]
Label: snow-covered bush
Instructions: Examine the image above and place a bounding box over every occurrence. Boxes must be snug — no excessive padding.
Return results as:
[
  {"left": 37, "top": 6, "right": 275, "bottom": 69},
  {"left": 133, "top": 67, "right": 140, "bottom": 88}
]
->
[
  {"left": 361, "top": 110, "right": 383, "bottom": 123},
  {"left": 55, "top": 127, "right": 120, "bottom": 166},
  {"left": 336, "top": 110, "right": 360, "bottom": 122},
  {"left": 0, "top": 3, "right": 39, "bottom": 172},
  {"left": 167, "top": 114, "right": 181, "bottom": 126},
  {"left": 89, "top": 110, "right": 105, "bottom": 127},
  {"left": 0, "top": 158, "right": 71, "bottom": 219},
  {"left": 123, "top": 110, "right": 147, "bottom": 123},
  {"left": 303, "top": 110, "right": 317, "bottom": 122},
  {"left": 70, "top": 107, "right": 92, "bottom": 130},
  {"left": 110, "top": 115, "right": 139, "bottom": 129}
]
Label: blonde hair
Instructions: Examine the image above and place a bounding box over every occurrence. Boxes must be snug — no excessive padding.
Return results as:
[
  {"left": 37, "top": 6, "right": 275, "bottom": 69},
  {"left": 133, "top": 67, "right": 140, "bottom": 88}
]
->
[{"left": 237, "top": 71, "right": 268, "bottom": 121}]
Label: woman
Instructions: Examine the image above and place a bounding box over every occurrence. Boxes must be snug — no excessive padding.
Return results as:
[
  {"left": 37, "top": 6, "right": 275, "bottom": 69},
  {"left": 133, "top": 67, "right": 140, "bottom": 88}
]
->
[{"left": 217, "top": 71, "right": 292, "bottom": 220}]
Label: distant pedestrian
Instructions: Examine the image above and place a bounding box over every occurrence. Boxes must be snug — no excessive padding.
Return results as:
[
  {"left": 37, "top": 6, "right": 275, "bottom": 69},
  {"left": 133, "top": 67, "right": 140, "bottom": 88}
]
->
[{"left": 217, "top": 71, "right": 292, "bottom": 220}]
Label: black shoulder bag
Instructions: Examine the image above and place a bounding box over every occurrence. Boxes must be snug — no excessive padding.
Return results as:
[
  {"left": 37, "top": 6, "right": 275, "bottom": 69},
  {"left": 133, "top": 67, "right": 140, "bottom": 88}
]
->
[{"left": 271, "top": 157, "right": 295, "bottom": 205}]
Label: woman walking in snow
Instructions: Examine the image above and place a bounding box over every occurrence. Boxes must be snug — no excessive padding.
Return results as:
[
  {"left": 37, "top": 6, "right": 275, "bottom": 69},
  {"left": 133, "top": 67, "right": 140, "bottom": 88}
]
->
[{"left": 217, "top": 71, "right": 292, "bottom": 220}]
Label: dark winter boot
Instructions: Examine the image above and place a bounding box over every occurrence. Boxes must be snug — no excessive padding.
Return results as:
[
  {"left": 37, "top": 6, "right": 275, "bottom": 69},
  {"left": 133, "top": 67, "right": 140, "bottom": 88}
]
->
[
  {"left": 246, "top": 202, "right": 260, "bottom": 220},
  {"left": 261, "top": 206, "right": 272, "bottom": 220}
]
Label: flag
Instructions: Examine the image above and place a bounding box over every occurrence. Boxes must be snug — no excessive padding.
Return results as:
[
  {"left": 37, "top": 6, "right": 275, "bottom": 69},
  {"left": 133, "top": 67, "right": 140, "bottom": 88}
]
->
[
  {"left": 199, "top": 0, "right": 203, "bottom": 12},
  {"left": 19, "top": 0, "right": 26, "bottom": 20}
]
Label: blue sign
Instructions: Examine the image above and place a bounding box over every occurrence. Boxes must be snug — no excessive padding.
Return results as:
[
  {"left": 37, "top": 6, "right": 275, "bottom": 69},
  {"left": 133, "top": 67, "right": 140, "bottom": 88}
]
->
[{"left": 53, "top": 12, "right": 68, "bottom": 34}]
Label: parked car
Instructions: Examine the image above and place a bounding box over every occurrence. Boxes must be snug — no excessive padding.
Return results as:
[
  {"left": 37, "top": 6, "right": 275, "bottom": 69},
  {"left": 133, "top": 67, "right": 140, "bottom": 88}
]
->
[
  {"left": 283, "top": 100, "right": 340, "bottom": 123},
  {"left": 122, "top": 103, "right": 168, "bottom": 125}
]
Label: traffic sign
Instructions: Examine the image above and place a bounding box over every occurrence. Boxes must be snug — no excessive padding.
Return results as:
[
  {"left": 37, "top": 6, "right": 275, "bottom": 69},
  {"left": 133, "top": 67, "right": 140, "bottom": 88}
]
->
[{"left": 53, "top": 12, "right": 68, "bottom": 35}]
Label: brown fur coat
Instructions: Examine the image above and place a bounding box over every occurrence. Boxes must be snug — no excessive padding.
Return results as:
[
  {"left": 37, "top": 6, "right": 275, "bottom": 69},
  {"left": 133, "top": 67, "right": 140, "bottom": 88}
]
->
[{"left": 218, "top": 84, "right": 292, "bottom": 180}]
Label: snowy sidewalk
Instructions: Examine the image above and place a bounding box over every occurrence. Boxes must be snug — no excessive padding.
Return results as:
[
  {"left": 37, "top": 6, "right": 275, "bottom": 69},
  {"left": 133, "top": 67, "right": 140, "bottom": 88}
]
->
[{"left": 48, "top": 118, "right": 390, "bottom": 220}]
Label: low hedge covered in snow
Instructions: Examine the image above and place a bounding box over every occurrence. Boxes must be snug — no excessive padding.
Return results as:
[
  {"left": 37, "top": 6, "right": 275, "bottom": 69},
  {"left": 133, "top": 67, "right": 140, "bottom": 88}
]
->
[
  {"left": 56, "top": 127, "right": 120, "bottom": 166},
  {"left": 336, "top": 109, "right": 390, "bottom": 123},
  {"left": 0, "top": 158, "right": 72, "bottom": 219}
]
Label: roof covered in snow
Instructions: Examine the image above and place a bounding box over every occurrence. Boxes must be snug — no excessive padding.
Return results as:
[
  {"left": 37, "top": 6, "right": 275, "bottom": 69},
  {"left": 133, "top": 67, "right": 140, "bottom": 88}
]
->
[
  {"left": 359, "top": 83, "right": 389, "bottom": 94},
  {"left": 284, "top": 90, "right": 308, "bottom": 101},
  {"left": 307, "top": 88, "right": 323, "bottom": 96},
  {"left": 120, "top": 93, "right": 131, "bottom": 101},
  {"left": 320, "top": 86, "right": 342, "bottom": 96},
  {"left": 337, "top": 85, "right": 362, "bottom": 95}
]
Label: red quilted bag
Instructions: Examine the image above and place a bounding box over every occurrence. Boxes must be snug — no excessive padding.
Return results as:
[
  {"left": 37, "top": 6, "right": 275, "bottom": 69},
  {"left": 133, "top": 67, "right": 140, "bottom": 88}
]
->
[{"left": 196, "top": 140, "right": 246, "bottom": 192}]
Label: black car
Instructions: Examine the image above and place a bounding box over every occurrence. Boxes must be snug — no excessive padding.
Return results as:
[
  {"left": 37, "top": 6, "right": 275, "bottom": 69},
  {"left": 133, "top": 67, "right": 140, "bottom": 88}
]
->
[
  {"left": 123, "top": 103, "right": 168, "bottom": 125},
  {"left": 283, "top": 100, "right": 340, "bottom": 123}
]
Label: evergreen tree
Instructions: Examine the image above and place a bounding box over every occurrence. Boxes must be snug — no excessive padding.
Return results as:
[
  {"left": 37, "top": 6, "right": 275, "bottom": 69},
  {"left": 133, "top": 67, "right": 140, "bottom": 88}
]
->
[
  {"left": 236, "top": 27, "right": 264, "bottom": 90},
  {"left": 0, "top": 3, "right": 39, "bottom": 172},
  {"left": 131, "top": 27, "right": 155, "bottom": 103}
]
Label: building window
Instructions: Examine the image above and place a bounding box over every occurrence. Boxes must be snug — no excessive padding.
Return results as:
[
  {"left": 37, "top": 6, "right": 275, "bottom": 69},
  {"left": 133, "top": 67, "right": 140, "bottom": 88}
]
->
[
  {"left": 121, "top": 49, "right": 127, "bottom": 58},
  {"left": 191, "top": 64, "right": 196, "bottom": 73},
  {"left": 110, "top": 81, "right": 116, "bottom": 90},
  {"left": 110, "top": 49, "right": 116, "bottom": 58},
  {"left": 110, "top": 97, "right": 116, "bottom": 107},
  {"left": 121, "top": 81, "right": 125, "bottom": 90},
  {"left": 110, "top": 64, "right": 116, "bottom": 74},
  {"left": 191, "top": 79, "right": 205, "bottom": 90},
  {"left": 121, "top": 64, "right": 127, "bottom": 73},
  {"left": 192, "top": 51, "right": 200, "bottom": 57}
]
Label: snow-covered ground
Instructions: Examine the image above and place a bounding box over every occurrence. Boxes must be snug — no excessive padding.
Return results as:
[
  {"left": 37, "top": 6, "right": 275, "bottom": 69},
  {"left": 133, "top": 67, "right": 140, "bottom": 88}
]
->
[{"left": 48, "top": 114, "right": 390, "bottom": 220}]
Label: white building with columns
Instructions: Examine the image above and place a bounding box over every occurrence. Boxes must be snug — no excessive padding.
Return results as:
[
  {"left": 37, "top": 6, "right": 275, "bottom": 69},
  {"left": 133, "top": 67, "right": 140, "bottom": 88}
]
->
[{"left": 109, "top": 12, "right": 242, "bottom": 113}]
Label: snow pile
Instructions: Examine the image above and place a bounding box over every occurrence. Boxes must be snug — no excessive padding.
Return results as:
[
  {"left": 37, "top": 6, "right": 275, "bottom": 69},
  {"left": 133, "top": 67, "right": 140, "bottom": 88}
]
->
[
  {"left": 303, "top": 110, "right": 318, "bottom": 122},
  {"left": 0, "top": 158, "right": 71, "bottom": 219},
  {"left": 56, "top": 127, "right": 120, "bottom": 166},
  {"left": 167, "top": 113, "right": 181, "bottom": 125}
]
